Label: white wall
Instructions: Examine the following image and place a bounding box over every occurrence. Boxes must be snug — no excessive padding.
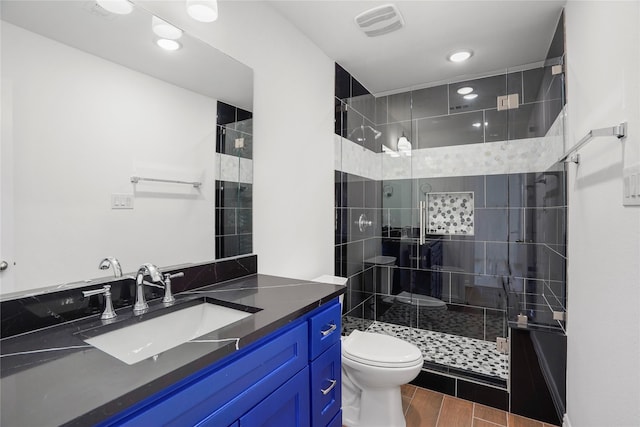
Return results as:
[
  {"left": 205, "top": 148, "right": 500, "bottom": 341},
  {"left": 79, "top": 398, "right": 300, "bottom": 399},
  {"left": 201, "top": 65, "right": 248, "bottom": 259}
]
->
[
  {"left": 564, "top": 2, "right": 640, "bottom": 426},
  {"left": 144, "top": 2, "right": 336, "bottom": 280},
  {"left": 1, "top": 23, "right": 217, "bottom": 293}
]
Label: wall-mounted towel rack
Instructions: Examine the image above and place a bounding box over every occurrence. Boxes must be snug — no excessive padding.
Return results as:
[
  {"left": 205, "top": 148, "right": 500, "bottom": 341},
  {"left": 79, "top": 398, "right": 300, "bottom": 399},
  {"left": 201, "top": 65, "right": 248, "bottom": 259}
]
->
[
  {"left": 559, "top": 122, "right": 627, "bottom": 164},
  {"left": 130, "top": 176, "right": 202, "bottom": 188}
]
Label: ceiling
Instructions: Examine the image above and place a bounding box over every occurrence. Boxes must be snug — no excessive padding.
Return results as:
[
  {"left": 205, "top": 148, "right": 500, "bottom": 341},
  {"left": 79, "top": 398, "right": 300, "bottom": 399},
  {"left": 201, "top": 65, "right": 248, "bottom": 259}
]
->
[
  {"left": 1, "top": 0, "right": 253, "bottom": 110},
  {"left": 268, "top": 1, "right": 566, "bottom": 95}
]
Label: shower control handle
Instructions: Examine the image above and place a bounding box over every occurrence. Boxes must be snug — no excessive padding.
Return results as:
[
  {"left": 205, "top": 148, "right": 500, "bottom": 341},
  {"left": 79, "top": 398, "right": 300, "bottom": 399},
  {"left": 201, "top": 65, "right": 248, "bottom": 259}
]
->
[
  {"left": 320, "top": 323, "right": 337, "bottom": 336},
  {"left": 320, "top": 379, "right": 337, "bottom": 395},
  {"left": 355, "top": 213, "right": 373, "bottom": 232}
]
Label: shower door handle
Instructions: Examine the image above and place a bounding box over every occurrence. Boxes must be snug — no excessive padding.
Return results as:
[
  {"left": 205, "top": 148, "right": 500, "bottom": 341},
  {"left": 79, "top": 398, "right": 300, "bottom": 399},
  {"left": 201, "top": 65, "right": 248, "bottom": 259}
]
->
[{"left": 419, "top": 201, "right": 426, "bottom": 245}]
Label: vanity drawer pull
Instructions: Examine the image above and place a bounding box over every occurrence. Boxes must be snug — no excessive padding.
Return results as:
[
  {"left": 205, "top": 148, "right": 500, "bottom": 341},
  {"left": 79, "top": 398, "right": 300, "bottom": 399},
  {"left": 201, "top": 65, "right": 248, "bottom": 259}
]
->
[
  {"left": 320, "top": 323, "right": 337, "bottom": 336},
  {"left": 321, "top": 379, "right": 337, "bottom": 395}
]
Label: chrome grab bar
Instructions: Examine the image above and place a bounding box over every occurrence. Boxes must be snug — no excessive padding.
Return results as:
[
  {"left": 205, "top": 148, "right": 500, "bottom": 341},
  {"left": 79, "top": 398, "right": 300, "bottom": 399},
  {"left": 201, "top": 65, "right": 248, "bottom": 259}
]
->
[
  {"left": 131, "top": 176, "right": 202, "bottom": 188},
  {"left": 558, "top": 122, "right": 627, "bottom": 164}
]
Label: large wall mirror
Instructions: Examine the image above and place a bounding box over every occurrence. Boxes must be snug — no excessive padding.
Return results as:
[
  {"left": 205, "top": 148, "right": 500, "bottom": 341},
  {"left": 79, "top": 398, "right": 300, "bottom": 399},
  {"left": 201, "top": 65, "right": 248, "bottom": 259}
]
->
[{"left": 0, "top": 1, "right": 253, "bottom": 297}]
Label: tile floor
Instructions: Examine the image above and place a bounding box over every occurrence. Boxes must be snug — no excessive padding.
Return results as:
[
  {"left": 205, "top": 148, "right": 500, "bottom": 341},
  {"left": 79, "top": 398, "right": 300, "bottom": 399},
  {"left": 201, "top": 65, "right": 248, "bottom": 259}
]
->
[
  {"left": 399, "top": 384, "right": 558, "bottom": 427},
  {"left": 342, "top": 316, "right": 508, "bottom": 381}
]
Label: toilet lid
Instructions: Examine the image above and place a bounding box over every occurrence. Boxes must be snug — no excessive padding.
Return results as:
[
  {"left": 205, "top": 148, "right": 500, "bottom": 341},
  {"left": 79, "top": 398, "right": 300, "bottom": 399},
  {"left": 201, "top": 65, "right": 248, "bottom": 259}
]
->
[{"left": 342, "top": 330, "right": 423, "bottom": 368}]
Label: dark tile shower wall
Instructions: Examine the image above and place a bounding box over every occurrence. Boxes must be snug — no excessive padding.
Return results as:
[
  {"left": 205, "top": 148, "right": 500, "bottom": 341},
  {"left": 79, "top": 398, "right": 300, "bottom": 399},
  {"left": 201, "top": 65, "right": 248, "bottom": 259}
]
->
[
  {"left": 216, "top": 101, "right": 253, "bottom": 259},
  {"left": 335, "top": 170, "right": 381, "bottom": 323},
  {"left": 217, "top": 101, "right": 253, "bottom": 159},
  {"left": 335, "top": 63, "right": 565, "bottom": 156},
  {"left": 215, "top": 181, "right": 253, "bottom": 259},
  {"left": 334, "top": 11, "right": 566, "bottom": 338}
]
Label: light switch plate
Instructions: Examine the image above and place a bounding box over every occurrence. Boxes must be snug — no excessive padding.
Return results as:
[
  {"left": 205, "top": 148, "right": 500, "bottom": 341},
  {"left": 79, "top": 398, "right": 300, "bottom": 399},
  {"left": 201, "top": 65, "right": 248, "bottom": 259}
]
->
[{"left": 111, "top": 193, "right": 134, "bottom": 209}]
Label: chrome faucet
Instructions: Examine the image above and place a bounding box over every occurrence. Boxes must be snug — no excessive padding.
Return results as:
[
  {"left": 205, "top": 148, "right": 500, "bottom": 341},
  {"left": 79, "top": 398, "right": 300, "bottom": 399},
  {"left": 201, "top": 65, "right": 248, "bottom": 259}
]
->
[
  {"left": 133, "top": 263, "right": 164, "bottom": 315},
  {"left": 99, "top": 257, "right": 123, "bottom": 278},
  {"left": 83, "top": 285, "right": 117, "bottom": 320}
]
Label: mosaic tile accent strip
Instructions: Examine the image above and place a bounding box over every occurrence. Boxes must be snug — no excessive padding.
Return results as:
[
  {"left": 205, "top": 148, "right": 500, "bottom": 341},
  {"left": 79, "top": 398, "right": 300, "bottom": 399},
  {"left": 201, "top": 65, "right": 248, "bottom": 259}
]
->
[
  {"left": 365, "top": 320, "right": 508, "bottom": 380},
  {"left": 426, "top": 192, "right": 474, "bottom": 235}
]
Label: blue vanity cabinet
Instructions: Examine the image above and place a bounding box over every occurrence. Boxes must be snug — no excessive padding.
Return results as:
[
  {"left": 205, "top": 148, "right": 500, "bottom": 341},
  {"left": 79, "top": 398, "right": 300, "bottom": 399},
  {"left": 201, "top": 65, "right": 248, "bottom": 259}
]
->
[
  {"left": 308, "top": 301, "right": 342, "bottom": 427},
  {"left": 239, "top": 367, "right": 310, "bottom": 427},
  {"left": 99, "top": 299, "right": 342, "bottom": 427}
]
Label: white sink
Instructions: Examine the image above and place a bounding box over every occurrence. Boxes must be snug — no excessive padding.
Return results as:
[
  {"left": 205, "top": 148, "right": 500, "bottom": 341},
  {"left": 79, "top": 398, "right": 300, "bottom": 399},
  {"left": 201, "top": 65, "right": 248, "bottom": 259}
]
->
[{"left": 84, "top": 301, "right": 253, "bottom": 365}]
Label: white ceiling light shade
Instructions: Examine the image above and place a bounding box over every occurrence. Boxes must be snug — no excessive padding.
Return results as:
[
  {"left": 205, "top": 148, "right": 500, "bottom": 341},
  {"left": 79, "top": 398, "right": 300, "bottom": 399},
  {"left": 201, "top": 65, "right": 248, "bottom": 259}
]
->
[
  {"left": 96, "top": 0, "right": 133, "bottom": 15},
  {"left": 448, "top": 50, "right": 473, "bottom": 63},
  {"left": 156, "top": 38, "right": 182, "bottom": 51},
  {"left": 152, "top": 16, "right": 183, "bottom": 40},
  {"left": 186, "top": 0, "right": 218, "bottom": 23},
  {"left": 457, "top": 87, "right": 474, "bottom": 95},
  {"left": 463, "top": 93, "right": 478, "bottom": 100},
  {"left": 397, "top": 134, "right": 412, "bottom": 156}
]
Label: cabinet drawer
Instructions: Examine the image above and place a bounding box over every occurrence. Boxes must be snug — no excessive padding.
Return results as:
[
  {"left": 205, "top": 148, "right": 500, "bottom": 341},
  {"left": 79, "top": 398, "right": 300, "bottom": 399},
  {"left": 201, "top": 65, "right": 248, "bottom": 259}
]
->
[
  {"left": 310, "top": 341, "right": 341, "bottom": 427},
  {"left": 239, "top": 367, "right": 310, "bottom": 427},
  {"left": 327, "top": 410, "right": 342, "bottom": 427},
  {"left": 108, "top": 322, "right": 308, "bottom": 427},
  {"left": 308, "top": 301, "right": 341, "bottom": 360}
]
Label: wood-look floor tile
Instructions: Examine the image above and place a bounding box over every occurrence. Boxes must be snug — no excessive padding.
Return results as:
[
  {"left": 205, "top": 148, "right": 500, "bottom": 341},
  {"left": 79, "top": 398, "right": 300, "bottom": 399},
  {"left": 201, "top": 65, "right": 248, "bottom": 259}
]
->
[
  {"left": 402, "top": 384, "right": 417, "bottom": 415},
  {"left": 436, "top": 396, "right": 473, "bottom": 427},
  {"left": 402, "top": 384, "right": 417, "bottom": 398},
  {"left": 405, "top": 387, "right": 444, "bottom": 427},
  {"left": 473, "top": 403, "right": 507, "bottom": 426},
  {"left": 473, "top": 419, "right": 504, "bottom": 427},
  {"left": 508, "top": 413, "right": 544, "bottom": 427}
]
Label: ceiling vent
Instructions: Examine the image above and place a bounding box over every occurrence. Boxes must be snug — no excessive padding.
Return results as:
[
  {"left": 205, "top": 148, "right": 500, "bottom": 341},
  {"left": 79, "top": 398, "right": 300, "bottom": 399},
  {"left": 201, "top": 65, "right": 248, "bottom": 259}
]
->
[{"left": 354, "top": 4, "right": 404, "bottom": 37}]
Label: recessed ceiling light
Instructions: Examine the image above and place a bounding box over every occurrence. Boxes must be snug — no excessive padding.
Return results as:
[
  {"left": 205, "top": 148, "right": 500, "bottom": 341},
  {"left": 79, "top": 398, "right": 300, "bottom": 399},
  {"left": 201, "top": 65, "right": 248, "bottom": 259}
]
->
[
  {"left": 448, "top": 50, "right": 473, "bottom": 63},
  {"left": 186, "top": 0, "right": 218, "bottom": 23},
  {"left": 463, "top": 93, "right": 478, "bottom": 100},
  {"left": 457, "top": 87, "right": 474, "bottom": 95},
  {"left": 156, "top": 38, "right": 182, "bottom": 51},
  {"left": 152, "top": 16, "right": 183, "bottom": 40},
  {"left": 96, "top": 0, "right": 133, "bottom": 15}
]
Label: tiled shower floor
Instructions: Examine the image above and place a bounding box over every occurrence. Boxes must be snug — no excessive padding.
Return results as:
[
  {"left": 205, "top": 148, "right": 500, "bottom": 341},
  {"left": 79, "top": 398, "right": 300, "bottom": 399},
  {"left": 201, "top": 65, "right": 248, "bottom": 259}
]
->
[{"left": 343, "top": 317, "right": 508, "bottom": 381}]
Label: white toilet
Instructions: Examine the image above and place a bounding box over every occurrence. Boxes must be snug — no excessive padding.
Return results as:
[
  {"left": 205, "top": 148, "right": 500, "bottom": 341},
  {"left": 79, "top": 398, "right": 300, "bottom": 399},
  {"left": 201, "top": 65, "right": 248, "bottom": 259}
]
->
[{"left": 341, "top": 330, "right": 423, "bottom": 427}]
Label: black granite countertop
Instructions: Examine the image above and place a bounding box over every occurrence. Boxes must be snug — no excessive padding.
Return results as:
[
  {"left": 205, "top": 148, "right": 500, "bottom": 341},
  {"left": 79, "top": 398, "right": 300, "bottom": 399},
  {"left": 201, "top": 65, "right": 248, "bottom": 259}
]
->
[{"left": 0, "top": 274, "right": 345, "bottom": 427}]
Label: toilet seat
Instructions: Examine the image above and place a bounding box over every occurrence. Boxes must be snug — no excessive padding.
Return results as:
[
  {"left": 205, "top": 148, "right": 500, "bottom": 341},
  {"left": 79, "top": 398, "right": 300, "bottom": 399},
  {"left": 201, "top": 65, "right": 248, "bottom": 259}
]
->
[{"left": 342, "top": 330, "right": 423, "bottom": 368}]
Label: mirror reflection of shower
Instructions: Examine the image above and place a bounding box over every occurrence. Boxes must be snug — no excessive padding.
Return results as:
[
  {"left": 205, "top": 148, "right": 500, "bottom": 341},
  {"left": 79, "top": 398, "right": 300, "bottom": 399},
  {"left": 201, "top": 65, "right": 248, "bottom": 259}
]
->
[{"left": 346, "top": 124, "right": 382, "bottom": 143}]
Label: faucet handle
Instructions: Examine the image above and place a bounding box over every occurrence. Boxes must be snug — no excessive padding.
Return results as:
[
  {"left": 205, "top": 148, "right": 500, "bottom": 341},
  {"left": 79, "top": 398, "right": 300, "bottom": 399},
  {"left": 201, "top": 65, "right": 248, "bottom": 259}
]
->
[
  {"left": 82, "top": 285, "right": 117, "bottom": 320},
  {"left": 162, "top": 272, "right": 183, "bottom": 304}
]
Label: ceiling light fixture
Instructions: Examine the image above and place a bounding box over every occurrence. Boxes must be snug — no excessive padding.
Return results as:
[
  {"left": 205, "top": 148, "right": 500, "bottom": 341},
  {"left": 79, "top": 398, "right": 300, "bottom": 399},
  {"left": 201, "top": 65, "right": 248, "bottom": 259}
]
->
[
  {"left": 96, "top": 0, "right": 133, "bottom": 15},
  {"left": 448, "top": 50, "right": 473, "bottom": 63},
  {"left": 156, "top": 38, "right": 182, "bottom": 51},
  {"left": 152, "top": 16, "right": 183, "bottom": 40},
  {"left": 186, "top": 0, "right": 218, "bottom": 23},
  {"left": 463, "top": 93, "right": 478, "bottom": 100},
  {"left": 397, "top": 133, "right": 412, "bottom": 156},
  {"left": 457, "top": 87, "right": 474, "bottom": 95}
]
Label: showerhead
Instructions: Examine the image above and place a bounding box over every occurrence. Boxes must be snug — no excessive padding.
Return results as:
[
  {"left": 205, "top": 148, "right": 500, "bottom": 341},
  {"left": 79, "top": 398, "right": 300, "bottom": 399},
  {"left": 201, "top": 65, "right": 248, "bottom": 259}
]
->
[{"left": 346, "top": 125, "right": 382, "bottom": 141}]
